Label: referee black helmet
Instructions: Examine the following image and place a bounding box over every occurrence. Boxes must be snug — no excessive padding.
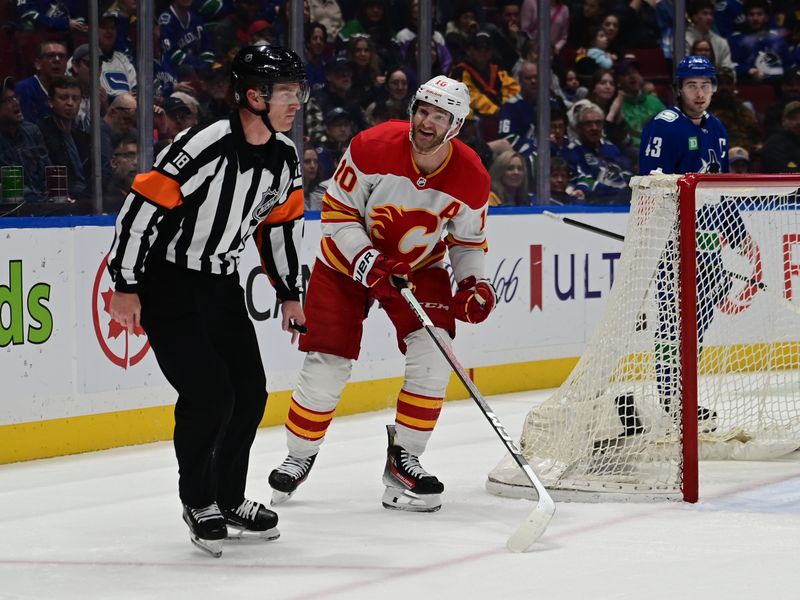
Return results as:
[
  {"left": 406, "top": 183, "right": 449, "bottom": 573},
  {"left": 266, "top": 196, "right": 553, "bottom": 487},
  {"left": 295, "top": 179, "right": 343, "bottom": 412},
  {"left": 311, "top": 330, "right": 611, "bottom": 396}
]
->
[{"left": 231, "top": 45, "right": 309, "bottom": 108}]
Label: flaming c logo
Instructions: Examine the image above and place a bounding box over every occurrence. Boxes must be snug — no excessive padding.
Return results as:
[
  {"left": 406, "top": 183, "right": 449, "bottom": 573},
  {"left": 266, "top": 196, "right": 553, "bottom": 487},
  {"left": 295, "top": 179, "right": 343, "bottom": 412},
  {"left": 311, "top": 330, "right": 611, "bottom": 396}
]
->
[
  {"left": 369, "top": 205, "right": 440, "bottom": 264},
  {"left": 91, "top": 254, "right": 151, "bottom": 369}
]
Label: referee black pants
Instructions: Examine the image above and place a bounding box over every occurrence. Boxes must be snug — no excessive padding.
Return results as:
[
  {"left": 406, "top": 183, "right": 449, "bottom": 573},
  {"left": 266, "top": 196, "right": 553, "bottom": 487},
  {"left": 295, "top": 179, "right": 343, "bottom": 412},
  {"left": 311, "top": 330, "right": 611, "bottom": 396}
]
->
[{"left": 140, "top": 261, "right": 267, "bottom": 509}]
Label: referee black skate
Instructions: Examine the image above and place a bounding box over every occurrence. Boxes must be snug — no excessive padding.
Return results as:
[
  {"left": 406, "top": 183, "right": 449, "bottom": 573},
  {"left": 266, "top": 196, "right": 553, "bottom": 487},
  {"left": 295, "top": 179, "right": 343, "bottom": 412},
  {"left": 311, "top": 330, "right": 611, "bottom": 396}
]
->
[{"left": 107, "top": 45, "right": 309, "bottom": 558}]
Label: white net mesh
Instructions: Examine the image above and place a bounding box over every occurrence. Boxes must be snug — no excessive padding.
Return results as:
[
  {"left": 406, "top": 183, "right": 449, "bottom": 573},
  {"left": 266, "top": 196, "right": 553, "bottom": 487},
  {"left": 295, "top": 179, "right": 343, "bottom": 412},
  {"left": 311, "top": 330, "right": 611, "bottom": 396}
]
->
[{"left": 487, "top": 174, "right": 800, "bottom": 502}]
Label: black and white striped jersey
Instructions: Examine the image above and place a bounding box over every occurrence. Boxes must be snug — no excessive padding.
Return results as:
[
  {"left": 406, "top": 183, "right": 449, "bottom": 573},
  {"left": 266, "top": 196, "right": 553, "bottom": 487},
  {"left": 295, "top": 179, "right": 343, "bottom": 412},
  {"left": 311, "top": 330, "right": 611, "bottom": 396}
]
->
[{"left": 107, "top": 110, "right": 305, "bottom": 301}]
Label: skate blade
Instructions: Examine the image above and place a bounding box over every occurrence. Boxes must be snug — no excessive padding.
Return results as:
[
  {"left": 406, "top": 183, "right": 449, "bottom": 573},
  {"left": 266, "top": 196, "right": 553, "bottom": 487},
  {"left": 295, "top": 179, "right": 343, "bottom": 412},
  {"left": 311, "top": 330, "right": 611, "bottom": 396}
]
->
[
  {"left": 381, "top": 487, "right": 441, "bottom": 513},
  {"left": 226, "top": 526, "right": 280, "bottom": 541},
  {"left": 270, "top": 490, "right": 295, "bottom": 506},
  {"left": 189, "top": 535, "right": 223, "bottom": 558}
]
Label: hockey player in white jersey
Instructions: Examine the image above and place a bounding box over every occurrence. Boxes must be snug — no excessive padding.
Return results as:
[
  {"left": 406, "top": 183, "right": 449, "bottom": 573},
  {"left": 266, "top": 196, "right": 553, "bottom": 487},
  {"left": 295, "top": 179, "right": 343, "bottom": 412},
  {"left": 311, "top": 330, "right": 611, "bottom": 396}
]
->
[{"left": 269, "top": 76, "right": 495, "bottom": 512}]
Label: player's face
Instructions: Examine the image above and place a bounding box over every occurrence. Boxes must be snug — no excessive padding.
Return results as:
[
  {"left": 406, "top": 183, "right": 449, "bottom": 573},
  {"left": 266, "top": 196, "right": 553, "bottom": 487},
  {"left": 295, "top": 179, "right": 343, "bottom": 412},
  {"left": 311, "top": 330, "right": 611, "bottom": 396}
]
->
[
  {"left": 411, "top": 102, "right": 452, "bottom": 151},
  {"left": 679, "top": 77, "right": 714, "bottom": 118}
]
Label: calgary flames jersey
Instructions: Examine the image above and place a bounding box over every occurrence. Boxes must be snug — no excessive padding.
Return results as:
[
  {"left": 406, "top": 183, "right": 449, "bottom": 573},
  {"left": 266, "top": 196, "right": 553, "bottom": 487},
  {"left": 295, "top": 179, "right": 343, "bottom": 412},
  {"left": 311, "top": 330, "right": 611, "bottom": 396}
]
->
[{"left": 319, "top": 120, "right": 491, "bottom": 282}]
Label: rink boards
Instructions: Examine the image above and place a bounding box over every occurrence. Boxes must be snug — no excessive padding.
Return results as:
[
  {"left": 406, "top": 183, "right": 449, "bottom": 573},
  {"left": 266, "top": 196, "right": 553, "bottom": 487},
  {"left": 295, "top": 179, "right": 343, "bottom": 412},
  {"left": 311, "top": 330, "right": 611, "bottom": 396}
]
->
[{"left": 2, "top": 208, "right": 796, "bottom": 462}]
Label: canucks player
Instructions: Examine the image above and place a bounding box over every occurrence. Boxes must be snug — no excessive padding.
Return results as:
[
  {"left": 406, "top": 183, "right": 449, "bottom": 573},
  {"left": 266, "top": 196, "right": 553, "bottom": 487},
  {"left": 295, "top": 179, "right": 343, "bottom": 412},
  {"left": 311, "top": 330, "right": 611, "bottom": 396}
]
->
[
  {"left": 640, "top": 56, "right": 729, "bottom": 175},
  {"left": 639, "top": 56, "right": 756, "bottom": 432}
]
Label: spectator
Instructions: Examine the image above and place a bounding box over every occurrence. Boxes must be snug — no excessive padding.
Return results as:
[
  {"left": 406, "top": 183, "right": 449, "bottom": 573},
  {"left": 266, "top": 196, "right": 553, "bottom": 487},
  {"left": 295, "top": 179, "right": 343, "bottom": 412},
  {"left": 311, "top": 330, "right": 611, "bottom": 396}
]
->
[
  {"left": 616, "top": 57, "right": 665, "bottom": 163},
  {"left": 246, "top": 19, "right": 277, "bottom": 45},
  {"left": 403, "top": 37, "right": 450, "bottom": 91},
  {"left": 599, "top": 13, "right": 622, "bottom": 57},
  {"left": 549, "top": 155, "right": 584, "bottom": 204},
  {"left": 395, "top": 0, "right": 453, "bottom": 75},
  {"left": 587, "top": 26, "right": 616, "bottom": 70},
  {"left": 302, "top": 145, "right": 326, "bottom": 210},
  {"left": 37, "top": 75, "right": 89, "bottom": 200},
  {"left": 761, "top": 101, "right": 800, "bottom": 172},
  {"left": 689, "top": 39, "right": 716, "bottom": 64},
  {"left": 549, "top": 108, "right": 570, "bottom": 156},
  {"left": 347, "top": 34, "right": 384, "bottom": 109},
  {"left": 566, "top": 0, "right": 605, "bottom": 48},
  {"left": 197, "top": 65, "right": 232, "bottom": 126},
  {"left": 164, "top": 93, "right": 200, "bottom": 137},
  {"left": 308, "top": 0, "right": 344, "bottom": 42},
  {"left": 728, "top": 146, "right": 751, "bottom": 173},
  {"left": 559, "top": 68, "right": 588, "bottom": 107},
  {"left": 497, "top": 60, "right": 537, "bottom": 157},
  {"left": 444, "top": 0, "right": 481, "bottom": 65},
  {"left": 586, "top": 68, "right": 632, "bottom": 152},
  {"left": 98, "top": 12, "right": 138, "bottom": 98},
  {"left": 611, "top": 0, "right": 660, "bottom": 49},
  {"left": 686, "top": 0, "right": 736, "bottom": 72},
  {"left": 655, "top": 0, "right": 675, "bottom": 58},
  {"left": 103, "top": 135, "right": 138, "bottom": 213},
  {"left": 489, "top": 0, "right": 531, "bottom": 73},
  {"left": 456, "top": 113, "right": 494, "bottom": 170},
  {"left": 364, "top": 98, "right": 392, "bottom": 126},
  {"left": 521, "top": 0, "right": 568, "bottom": 56},
  {"left": 105, "top": 0, "right": 137, "bottom": 56},
  {"left": 67, "top": 44, "right": 108, "bottom": 133},
  {"left": 103, "top": 92, "right": 137, "bottom": 148},
  {"left": 15, "top": 0, "right": 87, "bottom": 34},
  {"left": 714, "top": 0, "right": 746, "bottom": 39},
  {"left": 488, "top": 149, "right": 530, "bottom": 206},
  {"left": 159, "top": 0, "right": 216, "bottom": 73},
  {"left": 15, "top": 40, "right": 68, "bottom": 124},
  {"left": 314, "top": 56, "right": 366, "bottom": 131},
  {"left": 0, "top": 77, "right": 51, "bottom": 203},
  {"left": 305, "top": 22, "right": 329, "bottom": 94},
  {"left": 371, "top": 66, "right": 410, "bottom": 121},
  {"left": 315, "top": 106, "right": 355, "bottom": 179},
  {"left": 337, "top": 0, "right": 395, "bottom": 66},
  {"left": 709, "top": 67, "right": 761, "bottom": 154},
  {"left": 730, "top": 0, "right": 793, "bottom": 82},
  {"left": 449, "top": 30, "right": 521, "bottom": 139},
  {"left": 562, "top": 101, "right": 632, "bottom": 204},
  {"left": 212, "top": 0, "right": 273, "bottom": 52},
  {"left": 193, "top": 0, "right": 235, "bottom": 23},
  {"left": 764, "top": 66, "right": 800, "bottom": 137}
]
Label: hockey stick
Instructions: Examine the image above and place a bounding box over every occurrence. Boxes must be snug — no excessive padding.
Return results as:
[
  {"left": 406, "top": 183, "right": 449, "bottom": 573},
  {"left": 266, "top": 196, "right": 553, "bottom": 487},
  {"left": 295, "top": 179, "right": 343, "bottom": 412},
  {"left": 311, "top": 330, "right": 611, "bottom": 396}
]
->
[
  {"left": 543, "top": 211, "right": 800, "bottom": 316},
  {"left": 392, "top": 278, "right": 555, "bottom": 552}
]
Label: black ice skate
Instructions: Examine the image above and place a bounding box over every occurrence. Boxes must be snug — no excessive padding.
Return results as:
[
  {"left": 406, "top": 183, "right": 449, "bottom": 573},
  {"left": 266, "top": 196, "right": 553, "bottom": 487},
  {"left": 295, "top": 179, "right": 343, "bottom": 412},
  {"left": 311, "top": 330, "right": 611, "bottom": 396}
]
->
[
  {"left": 382, "top": 424, "right": 443, "bottom": 512},
  {"left": 670, "top": 406, "right": 719, "bottom": 434},
  {"left": 697, "top": 406, "right": 718, "bottom": 434},
  {"left": 222, "top": 499, "right": 280, "bottom": 541},
  {"left": 268, "top": 453, "right": 317, "bottom": 505},
  {"left": 182, "top": 502, "right": 227, "bottom": 558}
]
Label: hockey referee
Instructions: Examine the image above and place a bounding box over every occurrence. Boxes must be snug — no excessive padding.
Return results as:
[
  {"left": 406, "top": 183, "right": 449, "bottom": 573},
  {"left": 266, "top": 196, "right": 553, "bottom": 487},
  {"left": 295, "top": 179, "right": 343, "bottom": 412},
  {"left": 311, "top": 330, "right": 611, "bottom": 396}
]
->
[{"left": 107, "top": 45, "right": 308, "bottom": 558}]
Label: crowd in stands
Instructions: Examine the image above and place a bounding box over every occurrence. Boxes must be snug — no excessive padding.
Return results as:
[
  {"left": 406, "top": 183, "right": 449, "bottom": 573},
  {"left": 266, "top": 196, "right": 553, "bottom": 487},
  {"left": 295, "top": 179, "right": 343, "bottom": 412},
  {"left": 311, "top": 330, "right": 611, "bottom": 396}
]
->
[{"left": 2, "top": 0, "right": 800, "bottom": 213}]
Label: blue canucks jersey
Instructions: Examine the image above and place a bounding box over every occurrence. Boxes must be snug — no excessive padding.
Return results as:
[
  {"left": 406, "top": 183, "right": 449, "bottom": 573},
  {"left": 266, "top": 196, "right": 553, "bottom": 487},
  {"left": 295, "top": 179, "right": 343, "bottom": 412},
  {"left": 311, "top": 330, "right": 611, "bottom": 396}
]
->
[
  {"left": 639, "top": 107, "right": 730, "bottom": 175},
  {"left": 159, "top": 6, "right": 215, "bottom": 71}
]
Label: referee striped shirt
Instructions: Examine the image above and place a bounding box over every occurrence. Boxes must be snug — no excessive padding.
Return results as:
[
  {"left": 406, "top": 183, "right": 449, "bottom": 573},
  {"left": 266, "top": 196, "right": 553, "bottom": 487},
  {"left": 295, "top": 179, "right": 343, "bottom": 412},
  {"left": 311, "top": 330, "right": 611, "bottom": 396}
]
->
[{"left": 107, "top": 110, "right": 304, "bottom": 301}]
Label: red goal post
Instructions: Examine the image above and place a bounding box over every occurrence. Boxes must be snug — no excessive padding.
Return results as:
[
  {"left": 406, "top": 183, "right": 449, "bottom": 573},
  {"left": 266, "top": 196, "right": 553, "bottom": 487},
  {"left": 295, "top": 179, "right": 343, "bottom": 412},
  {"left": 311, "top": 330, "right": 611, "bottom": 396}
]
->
[{"left": 487, "top": 173, "right": 800, "bottom": 503}]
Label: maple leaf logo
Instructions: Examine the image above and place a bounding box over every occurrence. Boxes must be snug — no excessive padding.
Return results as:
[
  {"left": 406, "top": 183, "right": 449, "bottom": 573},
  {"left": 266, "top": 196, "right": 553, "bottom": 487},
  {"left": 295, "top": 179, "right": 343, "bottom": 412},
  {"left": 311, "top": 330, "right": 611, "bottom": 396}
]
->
[
  {"left": 92, "top": 256, "right": 151, "bottom": 370},
  {"left": 100, "top": 288, "right": 145, "bottom": 338}
]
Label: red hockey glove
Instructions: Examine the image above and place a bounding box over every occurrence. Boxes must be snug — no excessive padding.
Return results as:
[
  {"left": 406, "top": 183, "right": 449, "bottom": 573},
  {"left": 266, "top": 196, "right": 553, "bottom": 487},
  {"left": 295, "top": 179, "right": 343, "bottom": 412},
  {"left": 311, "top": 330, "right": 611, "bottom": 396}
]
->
[
  {"left": 352, "top": 247, "right": 412, "bottom": 300},
  {"left": 452, "top": 277, "right": 497, "bottom": 323}
]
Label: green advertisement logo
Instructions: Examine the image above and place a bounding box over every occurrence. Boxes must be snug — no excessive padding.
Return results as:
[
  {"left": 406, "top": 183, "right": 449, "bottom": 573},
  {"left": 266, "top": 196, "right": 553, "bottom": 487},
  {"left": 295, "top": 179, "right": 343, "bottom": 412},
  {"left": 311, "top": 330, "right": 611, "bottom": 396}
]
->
[{"left": 0, "top": 260, "right": 53, "bottom": 347}]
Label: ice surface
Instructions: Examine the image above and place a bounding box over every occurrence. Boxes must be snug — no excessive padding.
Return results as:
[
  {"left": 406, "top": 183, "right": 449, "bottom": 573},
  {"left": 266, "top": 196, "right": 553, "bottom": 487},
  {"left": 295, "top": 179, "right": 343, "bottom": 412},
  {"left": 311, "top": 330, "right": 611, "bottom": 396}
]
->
[{"left": 2, "top": 390, "right": 799, "bottom": 599}]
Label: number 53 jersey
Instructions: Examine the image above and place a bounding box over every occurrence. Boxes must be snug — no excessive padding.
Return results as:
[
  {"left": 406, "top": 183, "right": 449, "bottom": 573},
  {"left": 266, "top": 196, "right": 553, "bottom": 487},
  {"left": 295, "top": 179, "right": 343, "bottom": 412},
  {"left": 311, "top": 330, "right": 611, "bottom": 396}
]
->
[
  {"left": 639, "top": 107, "right": 730, "bottom": 175},
  {"left": 318, "top": 120, "right": 492, "bottom": 282}
]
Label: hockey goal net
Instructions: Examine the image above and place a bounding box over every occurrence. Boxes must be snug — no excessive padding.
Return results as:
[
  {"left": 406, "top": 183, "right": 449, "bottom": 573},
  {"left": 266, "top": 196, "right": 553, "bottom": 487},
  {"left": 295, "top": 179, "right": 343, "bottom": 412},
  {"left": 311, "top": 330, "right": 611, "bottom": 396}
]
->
[{"left": 487, "top": 173, "right": 800, "bottom": 502}]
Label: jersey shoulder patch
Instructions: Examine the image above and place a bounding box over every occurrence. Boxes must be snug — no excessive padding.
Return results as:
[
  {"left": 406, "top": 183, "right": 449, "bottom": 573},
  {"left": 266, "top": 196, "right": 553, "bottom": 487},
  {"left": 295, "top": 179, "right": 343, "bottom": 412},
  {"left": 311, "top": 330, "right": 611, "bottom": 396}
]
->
[{"left": 654, "top": 109, "right": 679, "bottom": 123}]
